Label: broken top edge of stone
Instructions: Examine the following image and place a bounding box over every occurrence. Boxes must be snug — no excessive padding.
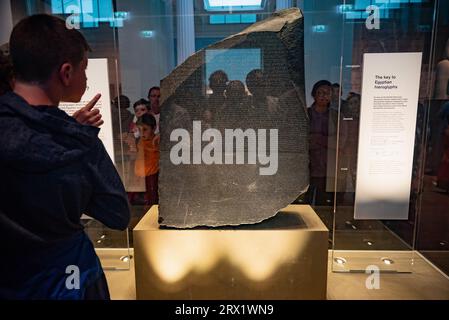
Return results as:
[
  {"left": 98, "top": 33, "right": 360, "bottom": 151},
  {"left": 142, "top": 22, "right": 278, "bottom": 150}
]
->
[
  {"left": 160, "top": 7, "right": 303, "bottom": 105},
  {"left": 236, "top": 7, "right": 303, "bottom": 36}
]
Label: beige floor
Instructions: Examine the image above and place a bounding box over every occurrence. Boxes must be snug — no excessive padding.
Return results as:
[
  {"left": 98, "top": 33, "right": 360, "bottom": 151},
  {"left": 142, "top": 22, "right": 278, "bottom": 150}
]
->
[
  {"left": 105, "top": 265, "right": 136, "bottom": 300},
  {"left": 102, "top": 249, "right": 449, "bottom": 300},
  {"left": 327, "top": 251, "right": 449, "bottom": 299}
]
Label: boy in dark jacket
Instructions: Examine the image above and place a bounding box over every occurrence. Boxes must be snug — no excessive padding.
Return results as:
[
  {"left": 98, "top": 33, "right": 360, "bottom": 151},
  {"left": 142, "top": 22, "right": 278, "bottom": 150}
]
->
[{"left": 0, "top": 14, "right": 130, "bottom": 299}]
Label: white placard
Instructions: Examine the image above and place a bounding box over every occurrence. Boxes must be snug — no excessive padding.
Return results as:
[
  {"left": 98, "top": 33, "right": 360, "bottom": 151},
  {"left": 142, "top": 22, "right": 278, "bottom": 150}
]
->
[
  {"left": 354, "top": 52, "right": 422, "bottom": 220},
  {"left": 59, "top": 58, "right": 115, "bottom": 164}
]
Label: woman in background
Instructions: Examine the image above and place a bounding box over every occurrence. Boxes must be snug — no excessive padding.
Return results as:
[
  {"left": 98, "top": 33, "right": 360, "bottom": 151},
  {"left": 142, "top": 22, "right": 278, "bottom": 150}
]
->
[{"left": 307, "top": 80, "right": 338, "bottom": 205}]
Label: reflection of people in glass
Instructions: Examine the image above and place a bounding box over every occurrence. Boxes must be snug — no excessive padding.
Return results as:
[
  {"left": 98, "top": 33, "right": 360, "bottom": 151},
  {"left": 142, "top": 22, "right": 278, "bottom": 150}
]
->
[
  {"left": 147, "top": 86, "right": 161, "bottom": 134},
  {"left": 308, "top": 80, "right": 338, "bottom": 205},
  {"left": 135, "top": 114, "right": 160, "bottom": 206},
  {"left": 330, "top": 82, "right": 342, "bottom": 111},
  {"left": 111, "top": 95, "right": 135, "bottom": 168},
  {"left": 246, "top": 69, "right": 264, "bottom": 102},
  {"left": 246, "top": 69, "right": 279, "bottom": 115},
  {"left": 434, "top": 38, "right": 449, "bottom": 100},
  {"left": 111, "top": 95, "right": 132, "bottom": 133},
  {"left": 203, "top": 70, "right": 228, "bottom": 127},
  {"left": 208, "top": 70, "right": 228, "bottom": 109},
  {"left": 226, "top": 80, "right": 246, "bottom": 101},
  {"left": 343, "top": 92, "right": 360, "bottom": 118},
  {"left": 223, "top": 80, "right": 248, "bottom": 126}
]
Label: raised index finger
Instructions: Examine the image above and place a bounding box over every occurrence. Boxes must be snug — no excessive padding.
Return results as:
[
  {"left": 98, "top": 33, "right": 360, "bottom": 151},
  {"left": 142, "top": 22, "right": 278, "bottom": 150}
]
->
[{"left": 84, "top": 93, "right": 102, "bottom": 111}]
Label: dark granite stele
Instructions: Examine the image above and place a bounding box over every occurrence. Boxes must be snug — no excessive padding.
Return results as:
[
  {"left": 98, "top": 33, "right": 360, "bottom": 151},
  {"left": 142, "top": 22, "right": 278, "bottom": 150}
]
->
[{"left": 158, "top": 8, "right": 309, "bottom": 228}]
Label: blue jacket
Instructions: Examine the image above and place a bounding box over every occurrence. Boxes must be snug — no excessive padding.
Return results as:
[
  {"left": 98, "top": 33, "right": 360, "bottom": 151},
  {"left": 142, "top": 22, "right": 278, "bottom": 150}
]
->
[{"left": 0, "top": 92, "right": 130, "bottom": 299}]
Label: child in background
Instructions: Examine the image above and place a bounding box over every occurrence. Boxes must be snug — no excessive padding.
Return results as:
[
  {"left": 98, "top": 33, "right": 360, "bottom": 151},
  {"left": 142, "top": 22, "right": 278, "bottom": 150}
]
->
[
  {"left": 126, "top": 99, "right": 150, "bottom": 205},
  {"left": 134, "top": 114, "right": 160, "bottom": 206},
  {"left": 130, "top": 98, "right": 149, "bottom": 139}
]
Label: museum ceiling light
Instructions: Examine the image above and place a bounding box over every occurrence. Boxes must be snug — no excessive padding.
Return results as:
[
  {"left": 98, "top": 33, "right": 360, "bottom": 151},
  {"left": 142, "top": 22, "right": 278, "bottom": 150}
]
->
[
  {"left": 140, "top": 30, "right": 156, "bottom": 38},
  {"left": 204, "top": 0, "right": 265, "bottom": 12},
  {"left": 114, "top": 11, "right": 129, "bottom": 20},
  {"left": 337, "top": 4, "right": 353, "bottom": 13}
]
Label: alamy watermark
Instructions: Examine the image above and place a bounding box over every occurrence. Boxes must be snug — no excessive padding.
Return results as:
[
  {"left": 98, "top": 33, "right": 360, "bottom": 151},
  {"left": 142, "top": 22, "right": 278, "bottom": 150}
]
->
[
  {"left": 65, "top": 265, "right": 80, "bottom": 290},
  {"left": 170, "top": 121, "right": 279, "bottom": 176},
  {"left": 366, "top": 5, "right": 380, "bottom": 30},
  {"left": 365, "top": 265, "right": 380, "bottom": 290},
  {"left": 65, "top": 6, "right": 81, "bottom": 30},
  {"left": 65, "top": 4, "right": 381, "bottom": 31}
]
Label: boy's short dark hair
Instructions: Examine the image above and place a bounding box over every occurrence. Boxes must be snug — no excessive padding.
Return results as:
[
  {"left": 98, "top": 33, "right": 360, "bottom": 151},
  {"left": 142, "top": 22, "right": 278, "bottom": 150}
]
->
[
  {"left": 133, "top": 98, "right": 149, "bottom": 110},
  {"left": 137, "top": 114, "right": 157, "bottom": 129},
  {"left": 10, "top": 14, "right": 91, "bottom": 84}
]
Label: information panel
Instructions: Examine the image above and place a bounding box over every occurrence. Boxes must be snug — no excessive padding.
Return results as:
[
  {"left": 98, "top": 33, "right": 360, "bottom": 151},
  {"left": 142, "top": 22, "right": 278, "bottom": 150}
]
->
[
  {"left": 59, "top": 58, "right": 115, "bottom": 163},
  {"left": 354, "top": 52, "right": 422, "bottom": 220}
]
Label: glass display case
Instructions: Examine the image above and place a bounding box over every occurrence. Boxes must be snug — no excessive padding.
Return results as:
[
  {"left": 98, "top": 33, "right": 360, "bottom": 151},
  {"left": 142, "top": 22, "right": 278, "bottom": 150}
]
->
[
  {"left": 2, "top": 0, "right": 448, "bottom": 282},
  {"left": 331, "top": 0, "right": 436, "bottom": 273}
]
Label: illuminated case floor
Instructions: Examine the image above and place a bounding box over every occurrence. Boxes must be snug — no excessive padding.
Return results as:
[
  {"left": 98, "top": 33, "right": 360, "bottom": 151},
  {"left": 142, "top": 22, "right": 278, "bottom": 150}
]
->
[{"left": 100, "top": 249, "right": 449, "bottom": 300}]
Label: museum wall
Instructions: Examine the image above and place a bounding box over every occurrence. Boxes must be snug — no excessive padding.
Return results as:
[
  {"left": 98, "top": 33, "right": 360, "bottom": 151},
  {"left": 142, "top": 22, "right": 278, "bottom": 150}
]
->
[
  {"left": 116, "top": 0, "right": 175, "bottom": 104},
  {"left": 303, "top": 0, "right": 353, "bottom": 105},
  {"left": 0, "top": 1, "right": 13, "bottom": 45}
]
